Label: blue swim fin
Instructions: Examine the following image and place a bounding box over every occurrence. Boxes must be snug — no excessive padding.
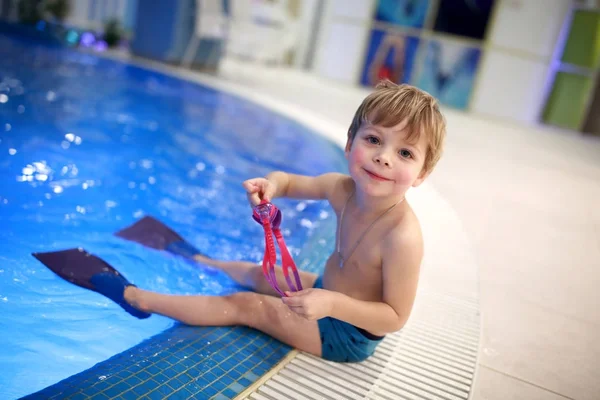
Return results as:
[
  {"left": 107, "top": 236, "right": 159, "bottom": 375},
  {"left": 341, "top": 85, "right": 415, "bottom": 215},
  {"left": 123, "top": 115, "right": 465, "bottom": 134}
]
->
[
  {"left": 114, "top": 215, "right": 206, "bottom": 260},
  {"left": 32, "top": 248, "right": 150, "bottom": 319}
]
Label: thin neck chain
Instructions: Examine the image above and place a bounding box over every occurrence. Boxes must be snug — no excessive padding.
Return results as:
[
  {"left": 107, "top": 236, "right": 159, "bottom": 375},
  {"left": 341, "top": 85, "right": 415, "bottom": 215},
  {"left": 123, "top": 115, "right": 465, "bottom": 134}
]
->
[{"left": 336, "top": 189, "right": 404, "bottom": 268}]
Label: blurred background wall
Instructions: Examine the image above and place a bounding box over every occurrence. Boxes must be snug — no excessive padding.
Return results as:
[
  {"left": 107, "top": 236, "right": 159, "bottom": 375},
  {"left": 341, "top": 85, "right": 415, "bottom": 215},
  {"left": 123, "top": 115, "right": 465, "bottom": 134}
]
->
[
  {"left": 1, "top": 0, "right": 598, "bottom": 134},
  {"left": 312, "top": 0, "right": 599, "bottom": 133}
]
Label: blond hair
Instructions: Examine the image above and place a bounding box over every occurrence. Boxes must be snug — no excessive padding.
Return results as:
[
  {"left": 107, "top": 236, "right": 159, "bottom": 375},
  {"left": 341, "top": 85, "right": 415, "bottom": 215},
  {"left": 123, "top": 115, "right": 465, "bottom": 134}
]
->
[{"left": 348, "top": 80, "right": 446, "bottom": 174}]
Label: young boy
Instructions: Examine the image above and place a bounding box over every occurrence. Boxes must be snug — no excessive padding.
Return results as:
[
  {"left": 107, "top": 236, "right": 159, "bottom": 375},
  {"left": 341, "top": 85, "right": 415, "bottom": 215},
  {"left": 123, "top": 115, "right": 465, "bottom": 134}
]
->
[{"left": 94, "top": 80, "right": 444, "bottom": 363}]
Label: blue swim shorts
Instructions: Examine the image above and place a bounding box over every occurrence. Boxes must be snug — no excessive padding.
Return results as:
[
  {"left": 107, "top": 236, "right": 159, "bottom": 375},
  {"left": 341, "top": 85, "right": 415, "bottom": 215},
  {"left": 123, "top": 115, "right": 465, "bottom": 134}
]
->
[{"left": 313, "top": 276, "right": 384, "bottom": 362}]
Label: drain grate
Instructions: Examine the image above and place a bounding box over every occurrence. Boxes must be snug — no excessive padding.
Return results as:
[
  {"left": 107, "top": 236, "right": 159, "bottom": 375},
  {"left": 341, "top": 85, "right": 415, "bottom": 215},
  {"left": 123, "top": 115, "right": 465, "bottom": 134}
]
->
[{"left": 241, "top": 290, "right": 480, "bottom": 400}]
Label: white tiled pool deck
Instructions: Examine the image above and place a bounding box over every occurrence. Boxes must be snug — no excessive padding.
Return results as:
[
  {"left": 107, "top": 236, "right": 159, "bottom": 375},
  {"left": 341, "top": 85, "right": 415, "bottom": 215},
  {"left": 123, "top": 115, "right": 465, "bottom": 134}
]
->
[{"left": 101, "top": 50, "right": 600, "bottom": 400}]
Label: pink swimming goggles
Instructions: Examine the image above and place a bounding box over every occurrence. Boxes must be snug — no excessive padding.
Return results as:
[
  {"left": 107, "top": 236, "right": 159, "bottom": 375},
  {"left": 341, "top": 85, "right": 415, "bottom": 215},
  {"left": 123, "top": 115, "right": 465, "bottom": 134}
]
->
[{"left": 252, "top": 200, "right": 303, "bottom": 297}]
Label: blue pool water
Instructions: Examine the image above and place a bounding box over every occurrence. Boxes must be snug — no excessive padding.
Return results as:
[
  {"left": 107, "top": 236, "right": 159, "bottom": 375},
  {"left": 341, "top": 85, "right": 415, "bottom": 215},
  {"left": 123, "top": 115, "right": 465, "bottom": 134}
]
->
[{"left": 0, "top": 34, "right": 346, "bottom": 399}]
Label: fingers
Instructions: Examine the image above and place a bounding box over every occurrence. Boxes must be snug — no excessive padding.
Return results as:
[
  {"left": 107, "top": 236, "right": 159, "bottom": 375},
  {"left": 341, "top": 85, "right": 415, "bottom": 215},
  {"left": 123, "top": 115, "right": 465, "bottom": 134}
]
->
[
  {"left": 242, "top": 178, "right": 273, "bottom": 206},
  {"left": 282, "top": 289, "right": 310, "bottom": 303},
  {"left": 263, "top": 183, "right": 275, "bottom": 203},
  {"left": 246, "top": 191, "right": 261, "bottom": 206},
  {"left": 281, "top": 295, "right": 302, "bottom": 307},
  {"left": 284, "top": 290, "right": 301, "bottom": 297},
  {"left": 243, "top": 180, "right": 262, "bottom": 206},
  {"left": 285, "top": 305, "right": 310, "bottom": 319}
]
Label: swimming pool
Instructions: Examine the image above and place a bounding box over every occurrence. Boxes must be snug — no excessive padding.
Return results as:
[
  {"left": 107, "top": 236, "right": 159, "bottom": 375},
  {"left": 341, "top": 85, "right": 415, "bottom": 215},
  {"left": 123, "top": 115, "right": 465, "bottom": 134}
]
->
[{"left": 0, "top": 34, "right": 347, "bottom": 399}]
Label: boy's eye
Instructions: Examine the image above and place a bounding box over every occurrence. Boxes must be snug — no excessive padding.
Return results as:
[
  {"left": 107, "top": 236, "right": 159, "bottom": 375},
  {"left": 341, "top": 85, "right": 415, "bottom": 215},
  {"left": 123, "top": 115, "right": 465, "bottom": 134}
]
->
[
  {"left": 399, "top": 149, "right": 412, "bottom": 159},
  {"left": 366, "top": 136, "right": 380, "bottom": 144}
]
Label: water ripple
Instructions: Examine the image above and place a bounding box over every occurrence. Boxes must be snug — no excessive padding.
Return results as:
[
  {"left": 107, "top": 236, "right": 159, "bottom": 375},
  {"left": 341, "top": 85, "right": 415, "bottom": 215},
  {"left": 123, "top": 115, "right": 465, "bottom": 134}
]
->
[{"left": 0, "top": 34, "right": 344, "bottom": 399}]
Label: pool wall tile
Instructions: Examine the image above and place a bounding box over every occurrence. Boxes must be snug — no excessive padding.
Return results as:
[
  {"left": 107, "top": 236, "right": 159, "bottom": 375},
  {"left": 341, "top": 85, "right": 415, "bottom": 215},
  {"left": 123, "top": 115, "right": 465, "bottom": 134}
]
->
[{"left": 21, "top": 325, "right": 291, "bottom": 399}]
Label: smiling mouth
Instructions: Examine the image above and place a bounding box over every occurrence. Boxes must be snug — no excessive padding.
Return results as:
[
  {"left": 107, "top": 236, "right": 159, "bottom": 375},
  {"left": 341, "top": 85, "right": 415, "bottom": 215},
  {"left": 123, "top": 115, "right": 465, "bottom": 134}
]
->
[{"left": 363, "top": 169, "right": 391, "bottom": 181}]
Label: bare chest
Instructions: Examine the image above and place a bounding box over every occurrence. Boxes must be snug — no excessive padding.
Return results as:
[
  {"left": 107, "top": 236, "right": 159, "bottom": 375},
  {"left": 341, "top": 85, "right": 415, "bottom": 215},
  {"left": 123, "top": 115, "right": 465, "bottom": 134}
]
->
[
  {"left": 323, "top": 249, "right": 383, "bottom": 301},
  {"left": 335, "top": 203, "right": 392, "bottom": 270},
  {"left": 324, "top": 217, "right": 387, "bottom": 300}
]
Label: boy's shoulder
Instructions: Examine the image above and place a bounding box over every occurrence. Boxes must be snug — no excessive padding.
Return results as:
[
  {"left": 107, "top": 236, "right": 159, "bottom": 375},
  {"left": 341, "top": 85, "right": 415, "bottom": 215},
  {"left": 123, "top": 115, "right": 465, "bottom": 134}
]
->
[
  {"left": 382, "top": 202, "right": 424, "bottom": 262},
  {"left": 322, "top": 173, "right": 353, "bottom": 209}
]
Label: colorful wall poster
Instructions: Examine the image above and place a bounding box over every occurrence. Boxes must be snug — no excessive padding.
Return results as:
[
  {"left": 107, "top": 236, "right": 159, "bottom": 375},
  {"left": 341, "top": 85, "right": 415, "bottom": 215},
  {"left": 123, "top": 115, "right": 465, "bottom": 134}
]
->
[
  {"left": 433, "top": 0, "right": 496, "bottom": 40},
  {"left": 375, "top": 0, "right": 430, "bottom": 28},
  {"left": 414, "top": 39, "right": 481, "bottom": 109},
  {"left": 375, "top": 0, "right": 431, "bottom": 29},
  {"left": 361, "top": 29, "right": 421, "bottom": 87}
]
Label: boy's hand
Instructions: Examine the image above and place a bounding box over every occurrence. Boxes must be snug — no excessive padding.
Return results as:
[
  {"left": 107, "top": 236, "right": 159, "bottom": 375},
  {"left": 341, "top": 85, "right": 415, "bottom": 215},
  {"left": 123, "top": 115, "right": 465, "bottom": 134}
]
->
[
  {"left": 242, "top": 177, "right": 277, "bottom": 206},
  {"left": 281, "top": 288, "right": 334, "bottom": 321}
]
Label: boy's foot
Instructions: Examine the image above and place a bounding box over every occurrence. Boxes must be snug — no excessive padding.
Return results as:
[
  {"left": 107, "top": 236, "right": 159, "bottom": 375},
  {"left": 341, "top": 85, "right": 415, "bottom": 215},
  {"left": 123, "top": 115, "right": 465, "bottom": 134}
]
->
[
  {"left": 32, "top": 248, "right": 150, "bottom": 319},
  {"left": 192, "top": 253, "right": 214, "bottom": 265},
  {"left": 123, "top": 285, "right": 148, "bottom": 313},
  {"left": 90, "top": 272, "right": 151, "bottom": 319}
]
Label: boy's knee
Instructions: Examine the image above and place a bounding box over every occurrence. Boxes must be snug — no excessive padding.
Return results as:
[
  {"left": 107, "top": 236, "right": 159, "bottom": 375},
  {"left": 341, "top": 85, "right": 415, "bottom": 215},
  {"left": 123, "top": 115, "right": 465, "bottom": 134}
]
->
[
  {"left": 227, "top": 292, "right": 260, "bottom": 319},
  {"left": 227, "top": 292, "right": 279, "bottom": 328},
  {"left": 250, "top": 266, "right": 266, "bottom": 286}
]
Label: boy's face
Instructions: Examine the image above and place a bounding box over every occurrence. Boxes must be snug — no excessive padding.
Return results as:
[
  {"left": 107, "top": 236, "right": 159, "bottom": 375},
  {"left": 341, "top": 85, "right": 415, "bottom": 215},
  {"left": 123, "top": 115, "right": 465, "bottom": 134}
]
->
[{"left": 345, "top": 119, "right": 429, "bottom": 199}]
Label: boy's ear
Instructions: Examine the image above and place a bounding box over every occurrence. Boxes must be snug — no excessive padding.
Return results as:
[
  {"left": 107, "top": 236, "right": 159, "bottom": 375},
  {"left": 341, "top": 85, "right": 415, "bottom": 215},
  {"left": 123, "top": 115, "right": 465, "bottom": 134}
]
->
[
  {"left": 344, "top": 132, "right": 353, "bottom": 156},
  {"left": 412, "top": 169, "right": 430, "bottom": 188}
]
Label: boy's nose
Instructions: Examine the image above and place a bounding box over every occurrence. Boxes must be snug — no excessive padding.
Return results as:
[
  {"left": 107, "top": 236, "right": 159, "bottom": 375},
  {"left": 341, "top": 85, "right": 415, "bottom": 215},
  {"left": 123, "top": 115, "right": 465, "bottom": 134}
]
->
[{"left": 374, "top": 154, "right": 391, "bottom": 167}]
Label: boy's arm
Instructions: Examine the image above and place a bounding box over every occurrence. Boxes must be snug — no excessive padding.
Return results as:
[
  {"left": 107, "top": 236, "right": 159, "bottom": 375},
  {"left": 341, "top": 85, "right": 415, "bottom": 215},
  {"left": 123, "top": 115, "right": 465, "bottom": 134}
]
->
[
  {"left": 328, "top": 229, "right": 423, "bottom": 334},
  {"left": 266, "top": 171, "right": 345, "bottom": 201}
]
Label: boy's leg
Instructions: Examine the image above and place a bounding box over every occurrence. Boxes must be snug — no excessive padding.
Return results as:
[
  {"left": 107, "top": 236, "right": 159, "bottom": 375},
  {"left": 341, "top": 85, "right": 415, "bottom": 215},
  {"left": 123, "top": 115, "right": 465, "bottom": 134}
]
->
[
  {"left": 125, "top": 287, "right": 322, "bottom": 356},
  {"left": 193, "top": 254, "right": 318, "bottom": 297}
]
